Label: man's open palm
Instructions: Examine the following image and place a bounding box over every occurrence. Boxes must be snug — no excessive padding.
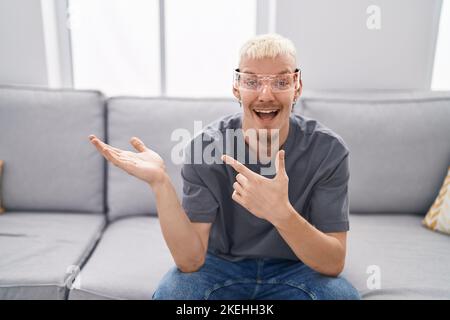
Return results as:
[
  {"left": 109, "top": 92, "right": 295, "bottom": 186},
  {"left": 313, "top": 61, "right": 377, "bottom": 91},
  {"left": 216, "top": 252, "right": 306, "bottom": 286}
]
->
[{"left": 89, "top": 134, "right": 166, "bottom": 186}]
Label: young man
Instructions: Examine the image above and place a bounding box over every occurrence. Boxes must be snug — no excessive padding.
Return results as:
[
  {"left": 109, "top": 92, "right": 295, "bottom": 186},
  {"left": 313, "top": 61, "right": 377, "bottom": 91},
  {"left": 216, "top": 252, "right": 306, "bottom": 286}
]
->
[{"left": 89, "top": 34, "right": 360, "bottom": 300}]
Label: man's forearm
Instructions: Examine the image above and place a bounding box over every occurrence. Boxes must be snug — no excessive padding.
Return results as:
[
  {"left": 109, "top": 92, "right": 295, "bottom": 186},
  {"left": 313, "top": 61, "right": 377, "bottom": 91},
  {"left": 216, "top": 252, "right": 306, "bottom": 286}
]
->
[
  {"left": 272, "top": 203, "right": 346, "bottom": 277},
  {"left": 151, "top": 174, "right": 206, "bottom": 272}
]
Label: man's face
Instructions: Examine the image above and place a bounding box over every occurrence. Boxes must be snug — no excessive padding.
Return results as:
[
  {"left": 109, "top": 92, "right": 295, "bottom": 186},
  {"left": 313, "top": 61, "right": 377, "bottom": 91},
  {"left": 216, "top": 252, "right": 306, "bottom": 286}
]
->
[{"left": 233, "top": 54, "right": 302, "bottom": 132}]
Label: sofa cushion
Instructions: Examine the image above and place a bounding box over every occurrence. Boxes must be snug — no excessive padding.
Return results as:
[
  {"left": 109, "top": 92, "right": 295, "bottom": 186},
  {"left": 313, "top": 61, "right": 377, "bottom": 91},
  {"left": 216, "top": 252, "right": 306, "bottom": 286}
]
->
[
  {"left": 423, "top": 165, "right": 450, "bottom": 235},
  {"left": 69, "top": 213, "right": 450, "bottom": 300},
  {"left": 68, "top": 216, "right": 173, "bottom": 300},
  {"left": 0, "top": 159, "right": 4, "bottom": 213},
  {"left": 297, "top": 91, "right": 450, "bottom": 214},
  {"left": 0, "top": 86, "right": 106, "bottom": 213},
  {"left": 343, "top": 212, "right": 450, "bottom": 299},
  {"left": 0, "top": 212, "right": 106, "bottom": 299},
  {"left": 106, "top": 97, "right": 238, "bottom": 221}
]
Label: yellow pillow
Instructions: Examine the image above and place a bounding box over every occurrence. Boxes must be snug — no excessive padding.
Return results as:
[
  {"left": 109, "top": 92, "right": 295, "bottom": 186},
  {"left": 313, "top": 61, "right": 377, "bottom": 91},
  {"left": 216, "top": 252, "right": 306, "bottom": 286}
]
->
[
  {"left": 0, "top": 160, "right": 4, "bottom": 213},
  {"left": 423, "top": 166, "right": 450, "bottom": 235}
]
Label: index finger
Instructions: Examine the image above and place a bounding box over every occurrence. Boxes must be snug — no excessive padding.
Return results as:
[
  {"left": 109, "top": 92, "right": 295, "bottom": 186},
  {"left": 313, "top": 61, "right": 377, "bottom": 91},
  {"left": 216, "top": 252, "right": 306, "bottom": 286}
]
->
[
  {"left": 89, "top": 134, "right": 122, "bottom": 154},
  {"left": 221, "top": 154, "right": 254, "bottom": 178}
]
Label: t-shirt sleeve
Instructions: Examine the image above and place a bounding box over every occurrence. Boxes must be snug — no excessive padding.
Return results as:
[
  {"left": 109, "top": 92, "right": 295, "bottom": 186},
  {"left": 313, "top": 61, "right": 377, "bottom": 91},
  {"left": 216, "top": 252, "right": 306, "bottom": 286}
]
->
[
  {"left": 181, "top": 163, "right": 219, "bottom": 223},
  {"left": 308, "top": 151, "right": 350, "bottom": 233}
]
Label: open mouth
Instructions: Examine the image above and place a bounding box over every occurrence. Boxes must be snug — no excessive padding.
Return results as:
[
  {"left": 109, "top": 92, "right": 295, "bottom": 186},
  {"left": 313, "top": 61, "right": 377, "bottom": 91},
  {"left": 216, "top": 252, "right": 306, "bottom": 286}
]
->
[{"left": 253, "top": 109, "right": 280, "bottom": 121}]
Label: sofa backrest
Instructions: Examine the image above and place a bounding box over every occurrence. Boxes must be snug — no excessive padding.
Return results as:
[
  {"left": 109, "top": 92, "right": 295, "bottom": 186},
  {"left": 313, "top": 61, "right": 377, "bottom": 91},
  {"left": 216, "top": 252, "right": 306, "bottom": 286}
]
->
[
  {"left": 0, "top": 86, "right": 106, "bottom": 213},
  {"left": 106, "top": 97, "right": 239, "bottom": 221},
  {"left": 297, "top": 91, "right": 450, "bottom": 214},
  {"left": 3, "top": 86, "right": 448, "bottom": 217}
]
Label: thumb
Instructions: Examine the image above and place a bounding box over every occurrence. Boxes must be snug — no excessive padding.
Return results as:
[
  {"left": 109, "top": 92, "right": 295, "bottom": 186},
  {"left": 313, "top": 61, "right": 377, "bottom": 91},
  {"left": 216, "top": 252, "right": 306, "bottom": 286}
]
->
[
  {"left": 130, "top": 136, "right": 147, "bottom": 152},
  {"left": 275, "top": 149, "right": 286, "bottom": 178}
]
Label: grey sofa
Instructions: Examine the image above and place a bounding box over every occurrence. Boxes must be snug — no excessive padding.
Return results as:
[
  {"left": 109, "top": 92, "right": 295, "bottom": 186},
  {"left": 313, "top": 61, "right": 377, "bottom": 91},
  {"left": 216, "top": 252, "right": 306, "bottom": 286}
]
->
[{"left": 0, "top": 85, "right": 449, "bottom": 300}]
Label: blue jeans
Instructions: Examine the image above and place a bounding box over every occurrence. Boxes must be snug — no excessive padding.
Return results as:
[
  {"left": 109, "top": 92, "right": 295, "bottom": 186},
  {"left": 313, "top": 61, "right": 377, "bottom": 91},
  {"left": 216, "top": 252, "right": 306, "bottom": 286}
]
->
[{"left": 152, "top": 252, "right": 360, "bottom": 300}]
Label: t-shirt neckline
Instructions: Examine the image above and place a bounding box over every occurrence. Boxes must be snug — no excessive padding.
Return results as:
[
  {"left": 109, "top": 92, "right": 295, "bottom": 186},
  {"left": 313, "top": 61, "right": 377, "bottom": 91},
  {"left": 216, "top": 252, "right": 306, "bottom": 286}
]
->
[{"left": 235, "top": 113, "right": 297, "bottom": 170}]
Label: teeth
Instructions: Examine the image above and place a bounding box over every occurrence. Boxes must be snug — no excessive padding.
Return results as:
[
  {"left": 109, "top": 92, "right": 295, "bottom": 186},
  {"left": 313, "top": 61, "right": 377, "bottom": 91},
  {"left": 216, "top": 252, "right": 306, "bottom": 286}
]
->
[{"left": 255, "top": 109, "right": 278, "bottom": 113}]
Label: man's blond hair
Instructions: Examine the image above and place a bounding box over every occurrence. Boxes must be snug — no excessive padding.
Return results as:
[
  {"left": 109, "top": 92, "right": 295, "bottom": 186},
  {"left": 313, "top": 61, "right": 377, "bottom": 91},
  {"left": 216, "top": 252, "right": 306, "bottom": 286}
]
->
[{"left": 238, "top": 33, "right": 297, "bottom": 67}]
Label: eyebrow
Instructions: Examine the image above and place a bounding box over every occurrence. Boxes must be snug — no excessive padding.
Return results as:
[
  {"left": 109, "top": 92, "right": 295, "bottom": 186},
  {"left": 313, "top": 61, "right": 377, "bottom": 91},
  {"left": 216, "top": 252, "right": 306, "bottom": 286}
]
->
[{"left": 240, "top": 68, "right": 293, "bottom": 75}]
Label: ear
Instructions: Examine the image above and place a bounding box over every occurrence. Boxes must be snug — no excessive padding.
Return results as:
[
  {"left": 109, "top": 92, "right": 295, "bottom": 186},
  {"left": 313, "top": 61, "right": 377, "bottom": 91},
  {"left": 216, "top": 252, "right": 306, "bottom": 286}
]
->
[
  {"left": 232, "top": 86, "right": 241, "bottom": 101},
  {"left": 294, "top": 79, "right": 303, "bottom": 101}
]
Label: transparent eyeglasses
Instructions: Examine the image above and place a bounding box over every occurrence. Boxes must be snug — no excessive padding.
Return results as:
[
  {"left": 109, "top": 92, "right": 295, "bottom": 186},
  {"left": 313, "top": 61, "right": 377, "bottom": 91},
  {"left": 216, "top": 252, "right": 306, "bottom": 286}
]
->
[{"left": 233, "top": 68, "right": 301, "bottom": 92}]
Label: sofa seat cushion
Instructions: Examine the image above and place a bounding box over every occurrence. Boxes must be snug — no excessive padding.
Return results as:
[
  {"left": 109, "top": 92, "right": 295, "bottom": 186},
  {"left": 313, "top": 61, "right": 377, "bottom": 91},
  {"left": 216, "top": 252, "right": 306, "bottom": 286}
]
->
[
  {"left": 343, "top": 213, "right": 450, "bottom": 299},
  {"left": 0, "top": 212, "right": 106, "bottom": 299},
  {"left": 68, "top": 216, "right": 173, "bottom": 300},
  {"left": 70, "top": 213, "right": 450, "bottom": 300}
]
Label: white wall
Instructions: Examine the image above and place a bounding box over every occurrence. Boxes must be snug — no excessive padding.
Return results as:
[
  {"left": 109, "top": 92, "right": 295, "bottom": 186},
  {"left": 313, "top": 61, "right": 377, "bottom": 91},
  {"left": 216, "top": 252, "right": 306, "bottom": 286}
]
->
[
  {"left": 276, "top": 0, "right": 442, "bottom": 90},
  {"left": 432, "top": 0, "right": 450, "bottom": 90},
  {"left": 0, "top": 0, "right": 444, "bottom": 90},
  {"left": 0, "top": 0, "right": 49, "bottom": 86}
]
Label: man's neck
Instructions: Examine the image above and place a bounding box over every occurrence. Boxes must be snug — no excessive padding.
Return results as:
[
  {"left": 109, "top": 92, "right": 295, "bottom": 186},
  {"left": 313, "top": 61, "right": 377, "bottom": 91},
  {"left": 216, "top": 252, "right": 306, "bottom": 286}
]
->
[{"left": 242, "top": 121, "right": 290, "bottom": 162}]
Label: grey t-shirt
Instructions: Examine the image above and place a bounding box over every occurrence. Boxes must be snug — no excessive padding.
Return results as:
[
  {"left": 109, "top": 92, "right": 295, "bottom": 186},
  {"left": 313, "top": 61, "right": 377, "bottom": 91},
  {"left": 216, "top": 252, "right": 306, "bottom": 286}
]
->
[{"left": 181, "top": 112, "right": 350, "bottom": 262}]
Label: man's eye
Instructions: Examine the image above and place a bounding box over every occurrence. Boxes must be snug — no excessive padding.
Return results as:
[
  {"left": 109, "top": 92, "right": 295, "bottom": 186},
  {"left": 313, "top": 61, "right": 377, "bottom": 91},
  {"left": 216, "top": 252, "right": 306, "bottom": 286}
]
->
[
  {"left": 276, "top": 80, "right": 288, "bottom": 87},
  {"left": 244, "top": 80, "right": 257, "bottom": 86}
]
